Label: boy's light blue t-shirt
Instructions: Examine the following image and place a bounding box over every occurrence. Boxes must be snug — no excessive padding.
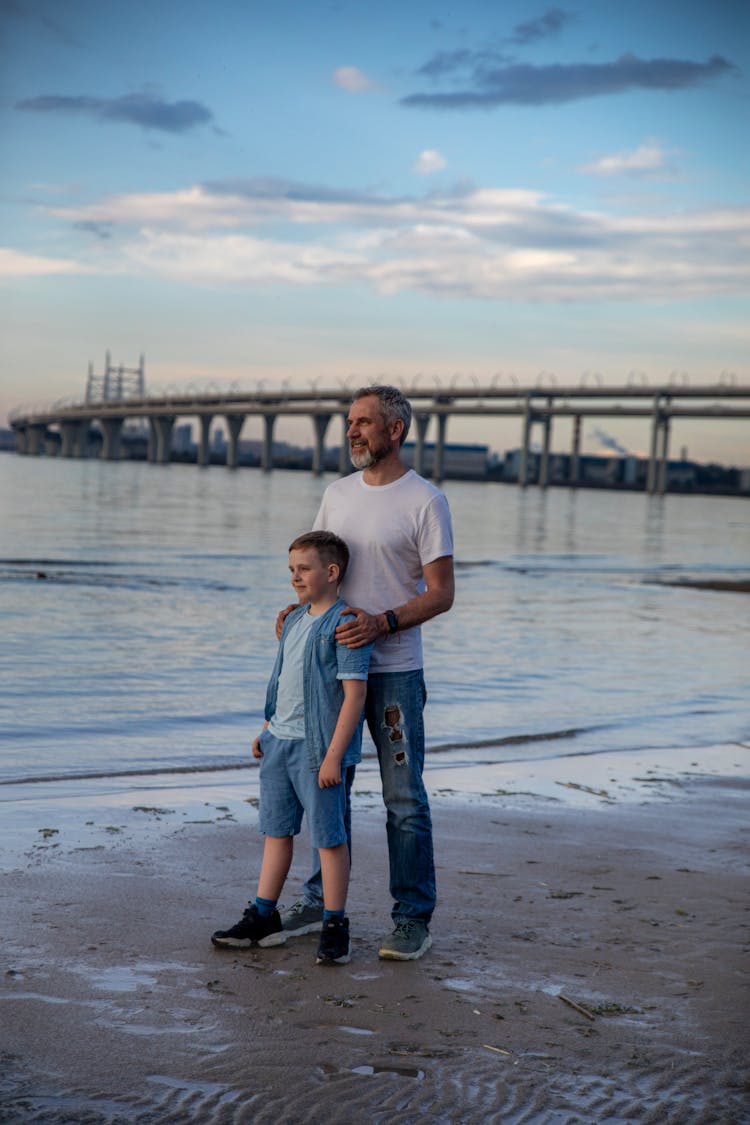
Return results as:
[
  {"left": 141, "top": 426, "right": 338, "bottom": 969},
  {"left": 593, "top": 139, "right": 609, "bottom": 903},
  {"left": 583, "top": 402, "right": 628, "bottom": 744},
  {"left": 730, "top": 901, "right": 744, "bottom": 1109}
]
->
[{"left": 267, "top": 610, "right": 314, "bottom": 739}]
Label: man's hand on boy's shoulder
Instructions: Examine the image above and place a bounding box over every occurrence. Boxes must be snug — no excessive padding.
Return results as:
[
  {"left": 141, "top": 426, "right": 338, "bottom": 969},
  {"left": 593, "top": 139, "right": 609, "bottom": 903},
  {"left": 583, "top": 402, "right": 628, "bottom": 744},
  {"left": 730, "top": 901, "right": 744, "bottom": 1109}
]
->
[
  {"left": 275, "top": 603, "right": 298, "bottom": 640},
  {"left": 335, "top": 606, "right": 385, "bottom": 648}
]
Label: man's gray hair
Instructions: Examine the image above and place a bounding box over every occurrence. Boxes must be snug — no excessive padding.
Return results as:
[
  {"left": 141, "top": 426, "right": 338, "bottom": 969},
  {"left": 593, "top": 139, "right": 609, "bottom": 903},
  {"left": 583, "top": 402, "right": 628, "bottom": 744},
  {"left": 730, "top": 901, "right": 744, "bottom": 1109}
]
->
[{"left": 353, "top": 384, "right": 412, "bottom": 445}]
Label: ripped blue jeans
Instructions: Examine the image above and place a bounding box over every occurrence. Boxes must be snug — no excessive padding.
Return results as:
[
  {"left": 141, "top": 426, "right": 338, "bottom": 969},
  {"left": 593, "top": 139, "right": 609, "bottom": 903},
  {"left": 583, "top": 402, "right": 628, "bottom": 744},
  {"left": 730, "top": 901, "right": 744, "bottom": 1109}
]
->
[{"left": 301, "top": 669, "right": 436, "bottom": 924}]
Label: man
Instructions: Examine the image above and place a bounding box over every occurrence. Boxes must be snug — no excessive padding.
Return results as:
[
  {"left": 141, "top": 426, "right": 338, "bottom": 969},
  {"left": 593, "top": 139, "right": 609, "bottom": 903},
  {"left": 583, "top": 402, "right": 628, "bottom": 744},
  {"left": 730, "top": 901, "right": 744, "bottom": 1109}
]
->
[{"left": 281, "top": 384, "right": 454, "bottom": 960}]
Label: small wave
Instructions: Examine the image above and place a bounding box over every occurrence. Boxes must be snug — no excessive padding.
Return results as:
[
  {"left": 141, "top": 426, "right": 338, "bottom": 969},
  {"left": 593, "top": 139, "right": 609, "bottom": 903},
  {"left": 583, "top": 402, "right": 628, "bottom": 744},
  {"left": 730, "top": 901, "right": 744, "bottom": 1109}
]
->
[
  {"left": 0, "top": 709, "right": 253, "bottom": 743},
  {"left": 646, "top": 577, "right": 750, "bottom": 594},
  {"left": 0, "top": 759, "right": 253, "bottom": 786},
  {"left": 0, "top": 560, "right": 244, "bottom": 593},
  {"left": 454, "top": 559, "right": 498, "bottom": 569},
  {"left": 0, "top": 557, "right": 117, "bottom": 567},
  {"left": 427, "top": 726, "right": 584, "bottom": 754}
]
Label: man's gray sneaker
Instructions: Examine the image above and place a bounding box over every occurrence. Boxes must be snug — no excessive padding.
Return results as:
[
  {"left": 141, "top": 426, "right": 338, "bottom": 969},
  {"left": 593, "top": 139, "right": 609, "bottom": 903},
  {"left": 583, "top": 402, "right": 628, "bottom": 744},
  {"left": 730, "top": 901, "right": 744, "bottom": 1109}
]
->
[
  {"left": 378, "top": 920, "right": 432, "bottom": 961},
  {"left": 281, "top": 899, "right": 324, "bottom": 936}
]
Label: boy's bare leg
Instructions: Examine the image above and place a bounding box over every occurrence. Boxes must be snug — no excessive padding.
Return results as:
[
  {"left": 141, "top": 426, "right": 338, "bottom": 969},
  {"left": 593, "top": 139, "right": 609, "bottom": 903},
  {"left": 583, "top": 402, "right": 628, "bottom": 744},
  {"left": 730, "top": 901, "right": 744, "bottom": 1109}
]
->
[
  {"left": 211, "top": 836, "right": 291, "bottom": 949},
  {"left": 316, "top": 843, "right": 351, "bottom": 964},
  {"left": 319, "top": 842, "right": 350, "bottom": 912},
  {"left": 257, "top": 836, "right": 294, "bottom": 902}
]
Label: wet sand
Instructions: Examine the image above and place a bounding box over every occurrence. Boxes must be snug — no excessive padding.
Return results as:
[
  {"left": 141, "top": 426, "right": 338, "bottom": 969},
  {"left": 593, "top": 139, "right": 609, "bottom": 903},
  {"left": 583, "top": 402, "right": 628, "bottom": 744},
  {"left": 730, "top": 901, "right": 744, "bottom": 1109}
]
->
[{"left": 1, "top": 744, "right": 749, "bottom": 1123}]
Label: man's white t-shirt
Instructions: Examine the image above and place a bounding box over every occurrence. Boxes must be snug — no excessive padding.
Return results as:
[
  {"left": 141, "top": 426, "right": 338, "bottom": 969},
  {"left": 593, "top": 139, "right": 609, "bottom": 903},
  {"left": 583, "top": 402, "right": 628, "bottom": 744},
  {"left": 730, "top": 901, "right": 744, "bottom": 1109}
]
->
[{"left": 313, "top": 469, "right": 454, "bottom": 673}]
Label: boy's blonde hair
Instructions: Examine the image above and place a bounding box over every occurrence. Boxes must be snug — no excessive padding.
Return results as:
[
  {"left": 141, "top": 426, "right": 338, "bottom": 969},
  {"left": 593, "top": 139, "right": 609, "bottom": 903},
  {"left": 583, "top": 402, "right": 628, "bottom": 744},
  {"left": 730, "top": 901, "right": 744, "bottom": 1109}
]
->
[{"left": 289, "top": 530, "right": 350, "bottom": 582}]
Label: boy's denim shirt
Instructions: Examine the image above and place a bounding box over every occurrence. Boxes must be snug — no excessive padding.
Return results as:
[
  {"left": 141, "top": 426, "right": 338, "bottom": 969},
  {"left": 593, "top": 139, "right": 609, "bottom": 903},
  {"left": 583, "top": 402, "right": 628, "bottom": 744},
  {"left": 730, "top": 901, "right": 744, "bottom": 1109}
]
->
[{"left": 264, "top": 598, "right": 373, "bottom": 770}]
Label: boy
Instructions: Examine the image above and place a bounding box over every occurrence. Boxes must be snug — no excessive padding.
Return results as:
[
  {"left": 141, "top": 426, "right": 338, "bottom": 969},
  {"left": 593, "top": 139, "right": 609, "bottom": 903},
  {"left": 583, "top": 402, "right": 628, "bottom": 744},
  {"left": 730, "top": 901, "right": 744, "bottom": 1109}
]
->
[{"left": 211, "top": 530, "right": 372, "bottom": 965}]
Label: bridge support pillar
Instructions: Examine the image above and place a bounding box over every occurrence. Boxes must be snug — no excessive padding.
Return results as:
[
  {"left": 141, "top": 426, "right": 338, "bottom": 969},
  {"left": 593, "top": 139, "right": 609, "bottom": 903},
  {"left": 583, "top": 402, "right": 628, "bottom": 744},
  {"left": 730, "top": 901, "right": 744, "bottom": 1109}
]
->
[
  {"left": 61, "top": 423, "right": 75, "bottom": 458},
  {"left": 25, "top": 424, "right": 47, "bottom": 456},
  {"left": 338, "top": 413, "right": 349, "bottom": 474},
  {"left": 433, "top": 413, "right": 447, "bottom": 483},
  {"left": 413, "top": 413, "right": 431, "bottom": 477},
  {"left": 538, "top": 402, "right": 552, "bottom": 489},
  {"left": 12, "top": 426, "right": 28, "bottom": 454},
  {"left": 225, "top": 414, "right": 244, "bottom": 469},
  {"left": 570, "top": 414, "right": 581, "bottom": 485},
  {"left": 150, "top": 416, "right": 175, "bottom": 464},
  {"left": 312, "top": 413, "right": 331, "bottom": 475},
  {"left": 519, "top": 398, "right": 533, "bottom": 487},
  {"left": 60, "top": 420, "right": 89, "bottom": 458},
  {"left": 646, "top": 395, "right": 662, "bottom": 494},
  {"left": 100, "top": 418, "right": 123, "bottom": 461},
  {"left": 197, "top": 415, "right": 213, "bottom": 467},
  {"left": 262, "top": 414, "right": 276, "bottom": 472},
  {"left": 657, "top": 411, "right": 671, "bottom": 495}
]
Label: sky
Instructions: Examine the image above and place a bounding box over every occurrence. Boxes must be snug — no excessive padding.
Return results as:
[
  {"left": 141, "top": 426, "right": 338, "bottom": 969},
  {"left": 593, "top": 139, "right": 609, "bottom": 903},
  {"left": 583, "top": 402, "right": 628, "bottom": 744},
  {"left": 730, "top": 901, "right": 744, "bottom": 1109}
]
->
[{"left": 1, "top": 0, "right": 749, "bottom": 463}]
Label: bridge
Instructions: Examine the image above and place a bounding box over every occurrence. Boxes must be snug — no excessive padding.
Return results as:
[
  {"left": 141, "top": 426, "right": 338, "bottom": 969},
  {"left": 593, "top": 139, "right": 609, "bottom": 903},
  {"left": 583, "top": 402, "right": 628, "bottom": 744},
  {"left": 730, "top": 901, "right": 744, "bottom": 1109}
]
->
[{"left": 9, "top": 357, "right": 750, "bottom": 494}]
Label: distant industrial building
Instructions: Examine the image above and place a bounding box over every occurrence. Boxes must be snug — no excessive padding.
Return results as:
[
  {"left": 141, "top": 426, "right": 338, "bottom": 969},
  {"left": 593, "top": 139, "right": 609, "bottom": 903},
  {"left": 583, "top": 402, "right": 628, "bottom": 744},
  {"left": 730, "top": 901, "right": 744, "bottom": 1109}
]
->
[
  {"left": 402, "top": 441, "right": 489, "bottom": 480},
  {"left": 499, "top": 449, "right": 749, "bottom": 494},
  {"left": 172, "top": 423, "right": 194, "bottom": 457}
]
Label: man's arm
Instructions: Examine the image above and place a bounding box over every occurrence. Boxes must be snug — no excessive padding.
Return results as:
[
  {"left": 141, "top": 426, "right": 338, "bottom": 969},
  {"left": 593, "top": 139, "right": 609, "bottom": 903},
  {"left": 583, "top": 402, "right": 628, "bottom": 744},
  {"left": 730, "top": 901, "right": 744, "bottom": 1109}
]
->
[
  {"left": 318, "top": 679, "right": 368, "bottom": 787},
  {"left": 335, "top": 554, "right": 455, "bottom": 649}
]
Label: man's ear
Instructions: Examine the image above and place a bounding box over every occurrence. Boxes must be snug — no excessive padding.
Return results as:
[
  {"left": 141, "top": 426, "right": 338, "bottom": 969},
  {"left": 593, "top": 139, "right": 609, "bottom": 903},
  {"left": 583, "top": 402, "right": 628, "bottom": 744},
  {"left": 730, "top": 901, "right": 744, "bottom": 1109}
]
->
[{"left": 391, "top": 418, "right": 404, "bottom": 443}]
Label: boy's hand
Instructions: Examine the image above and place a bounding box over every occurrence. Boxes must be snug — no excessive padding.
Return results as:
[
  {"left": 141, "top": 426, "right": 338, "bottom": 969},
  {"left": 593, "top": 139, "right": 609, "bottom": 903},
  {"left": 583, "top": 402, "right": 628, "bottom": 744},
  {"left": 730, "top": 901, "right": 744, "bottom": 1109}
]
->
[
  {"left": 335, "top": 606, "right": 384, "bottom": 648},
  {"left": 252, "top": 733, "right": 264, "bottom": 759},
  {"left": 318, "top": 752, "right": 342, "bottom": 788},
  {"left": 275, "top": 603, "right": 297, "bottom": 640}
]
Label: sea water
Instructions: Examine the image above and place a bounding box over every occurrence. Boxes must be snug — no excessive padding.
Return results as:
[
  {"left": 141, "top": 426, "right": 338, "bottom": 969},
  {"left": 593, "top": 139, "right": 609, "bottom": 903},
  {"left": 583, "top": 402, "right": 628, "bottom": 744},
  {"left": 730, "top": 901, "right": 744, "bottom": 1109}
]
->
[{"left": 0, "top": 454, "right": 748, "bottom": 785}]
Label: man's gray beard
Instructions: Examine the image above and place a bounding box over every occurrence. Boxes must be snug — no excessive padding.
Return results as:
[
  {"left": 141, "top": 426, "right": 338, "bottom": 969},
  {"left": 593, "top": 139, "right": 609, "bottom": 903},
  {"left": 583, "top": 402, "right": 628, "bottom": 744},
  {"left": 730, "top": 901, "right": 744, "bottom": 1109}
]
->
[{"left": 349, "top": 444, "right": 384, "bottom": 469}]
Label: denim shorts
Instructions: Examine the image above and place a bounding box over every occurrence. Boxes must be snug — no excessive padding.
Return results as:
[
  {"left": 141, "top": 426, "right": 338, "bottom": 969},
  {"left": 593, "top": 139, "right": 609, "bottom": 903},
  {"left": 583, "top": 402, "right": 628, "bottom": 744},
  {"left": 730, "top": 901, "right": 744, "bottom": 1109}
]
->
[{"left": 258, "top": 729, "right": 347, "bottom": 850}]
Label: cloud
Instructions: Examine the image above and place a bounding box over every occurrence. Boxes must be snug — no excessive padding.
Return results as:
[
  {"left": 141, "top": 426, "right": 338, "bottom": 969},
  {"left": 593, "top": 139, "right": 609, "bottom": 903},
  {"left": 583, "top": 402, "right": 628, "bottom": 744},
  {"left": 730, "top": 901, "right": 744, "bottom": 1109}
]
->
[
  {"left": 119, "top": 230, "right": 364, "bottom": 286},
  {"left": 333, "top": 66, "right": 377, "bottom": 92},
  {"left": 581, "top": 140, "right": 680, "bottom": 178},
  {"left": 15, "top": 92, "right": 216, "bottom": 133},
  {"left": 414, "top": 149, "right": 447, "bottom": 174},
  {"left": 3, "top": 0, "right": 81, "bottom": 47},
  {"left": 40, "top": 179, "right": 750, "bottom": 303},
  {"left": 74, "top": 220, "right": 113, "bottom": 239},
  {"left": 45, "top": 182, "right": 419, "bottom": 231},
  {"left": 0, "top": 247, "right": 89, "bottom": 277},
  {"left": 417, "top": 49, "right": 505, "bottom": 79},
  {"left": 206, "top": 177, "right": 396, "bottom": 207},
  {"left": 402, "top": 53, "right": 735, "bottom": 109},
  {"left": 509, "top": 7, "right": 574, "bottom": 45}
]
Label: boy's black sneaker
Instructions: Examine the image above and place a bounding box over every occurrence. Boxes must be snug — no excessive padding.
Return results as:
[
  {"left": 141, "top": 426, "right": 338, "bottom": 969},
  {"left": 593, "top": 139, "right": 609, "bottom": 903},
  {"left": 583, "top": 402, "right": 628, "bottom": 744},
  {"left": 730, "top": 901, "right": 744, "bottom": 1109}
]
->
[
  {"left": 316, "top": 916, "right": 350, "bottom": 965},
  {"left": 211, "top": 903, "right": 286, "bottom": 949}
]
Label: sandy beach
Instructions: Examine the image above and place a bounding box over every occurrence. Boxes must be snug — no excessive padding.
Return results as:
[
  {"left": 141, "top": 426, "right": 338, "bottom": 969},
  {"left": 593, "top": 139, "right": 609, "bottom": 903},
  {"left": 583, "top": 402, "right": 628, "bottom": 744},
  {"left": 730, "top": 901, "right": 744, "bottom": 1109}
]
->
[{"left": 1, "top": 743, "right": 748, "bottom": 1124}]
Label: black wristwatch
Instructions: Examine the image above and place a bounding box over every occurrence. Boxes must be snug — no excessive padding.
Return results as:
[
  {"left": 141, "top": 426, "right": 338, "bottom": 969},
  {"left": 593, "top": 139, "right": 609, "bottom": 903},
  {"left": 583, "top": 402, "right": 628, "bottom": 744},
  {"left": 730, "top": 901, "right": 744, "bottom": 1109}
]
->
[{"left": 385, "top": 610, "right": 399, "bottom": 634}]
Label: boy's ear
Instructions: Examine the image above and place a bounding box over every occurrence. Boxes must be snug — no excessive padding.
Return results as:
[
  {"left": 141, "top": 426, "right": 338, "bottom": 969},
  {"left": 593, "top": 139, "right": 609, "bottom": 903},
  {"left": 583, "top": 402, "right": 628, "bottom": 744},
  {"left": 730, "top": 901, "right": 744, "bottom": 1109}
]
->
[{"left": 328, "top": 562, "right": 341, "bottom": 583}]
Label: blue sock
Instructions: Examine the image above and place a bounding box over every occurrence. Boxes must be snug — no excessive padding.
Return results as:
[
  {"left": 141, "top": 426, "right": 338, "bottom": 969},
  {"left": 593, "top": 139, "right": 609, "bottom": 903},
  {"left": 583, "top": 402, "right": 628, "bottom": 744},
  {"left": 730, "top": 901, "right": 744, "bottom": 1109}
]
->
[
  {"left": 255, "top": 895, "right": 277, "bottom": 917},
  {"left": 323, "top": 908, "right": 345, "bottom": 923}
]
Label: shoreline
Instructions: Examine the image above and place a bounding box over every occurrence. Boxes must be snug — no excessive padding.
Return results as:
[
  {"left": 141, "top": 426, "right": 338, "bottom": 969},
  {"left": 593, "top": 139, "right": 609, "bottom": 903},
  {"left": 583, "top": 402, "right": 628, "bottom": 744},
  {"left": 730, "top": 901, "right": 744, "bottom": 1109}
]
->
[
  {"left": 2, "top": 734, "right": 747, "bottom": 791},
  {"left": 1, "top": 744, "right": 748, "bottom": 1122}
]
